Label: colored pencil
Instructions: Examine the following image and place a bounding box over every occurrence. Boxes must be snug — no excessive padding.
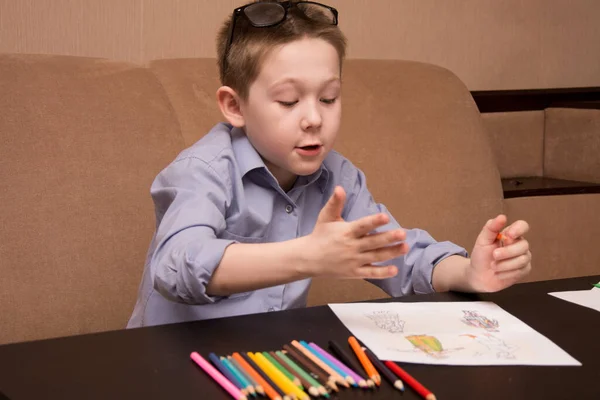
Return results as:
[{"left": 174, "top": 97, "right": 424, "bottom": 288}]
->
[
  {"left": 221, "top": 356, "right": 257, "bottom": 397},
  {"left": 269, "top": 351, "right": 308, "bottom": 390},
  {"left": 302, "top": 340, "right": 355, "bottom": 387},
  {"left": 245, "top": 352, "right": 293, "bottom": 400},
  {"left": 385, "top": 360, "right": 436, "bottom": 400},
  {"left": 281, "top": 348, "right": 333, "bottom": 396},
  {"left": 362, "top": 347, "right": 404, "bottom": 391},
  {"left": 308, "top": 342, "right": 364, "bottom": 388},
  {"left": 229, "top": 356, "right": 263, "bottom": 396},
  {"left": 292, "top": 340, "right": 349, "bottom": 388},
  {"left": 190, "top": 352, "right": 248, "bottom": 400},
  {"left": 263, "top": 352, "right": 302, "bottom": 388},
  {"left": 208, "top": 353, "right": 249, "bottom": 396},
  {"left": 252, "top": 352, "right": 310, "bottom": 400},
  {"left": 328, "top": 340, "right": 374, "bottom": 388},
  {"left": 592, "top": 283, "right": 600, "bottom": 288},
  {"left": 348, "top": 336, "right": 380, "bottom": 385},
  {"left": 239, "top": 351, "right": 287, "bottom": 400},
  {"left": 274, "top": 351, "right": 327, "bottom": 398},
  {"left": 283, "top": 345, "right": 338, "bottom": 392},
  {"left": 230, "top": 354, "right": 268, "bottom": 397}
]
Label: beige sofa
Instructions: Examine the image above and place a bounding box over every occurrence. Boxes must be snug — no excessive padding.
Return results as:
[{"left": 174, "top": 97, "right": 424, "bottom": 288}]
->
[{"left": 1, "top": 54, "right": 598, "bottom": 345}]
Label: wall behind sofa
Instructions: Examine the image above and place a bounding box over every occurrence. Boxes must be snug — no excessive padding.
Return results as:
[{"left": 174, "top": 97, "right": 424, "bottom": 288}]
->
[{"left": 0, "top": 0, "right": 599, "bottom": 90}]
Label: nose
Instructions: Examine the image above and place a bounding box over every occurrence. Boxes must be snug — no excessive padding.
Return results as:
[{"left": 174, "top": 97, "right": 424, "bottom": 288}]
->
[{"left": 300, "top": 100, "right": 322, "bottom": 131}]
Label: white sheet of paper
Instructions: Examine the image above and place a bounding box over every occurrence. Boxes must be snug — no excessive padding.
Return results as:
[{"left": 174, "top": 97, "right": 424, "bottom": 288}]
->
[
  {"left": 549, "top": 283, "right": 600, "bottom": 312},
  {"left": 328, "top": 301, "right": 580, "bottom": 366}
]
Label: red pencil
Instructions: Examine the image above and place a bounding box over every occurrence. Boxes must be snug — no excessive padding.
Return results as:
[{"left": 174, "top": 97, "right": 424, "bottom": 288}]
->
[{"left": 384, "top": 360, "right": 436, "bottom": 400}]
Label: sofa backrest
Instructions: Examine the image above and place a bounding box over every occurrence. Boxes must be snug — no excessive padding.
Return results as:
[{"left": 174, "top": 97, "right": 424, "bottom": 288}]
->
[
  {"left": 0, "top": 54, "right": 184, "bottom": 344},
  {"left": 150, "top": 58, "right": 504, "bottom": 305},
  {"left": 1, "top": 54, "right": 504, "bottom": 343}
]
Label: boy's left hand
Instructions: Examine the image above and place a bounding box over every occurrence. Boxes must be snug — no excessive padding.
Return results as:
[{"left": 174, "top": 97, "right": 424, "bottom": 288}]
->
[{"left": 467, "top": 214, "right": 532, "bottom": 292}]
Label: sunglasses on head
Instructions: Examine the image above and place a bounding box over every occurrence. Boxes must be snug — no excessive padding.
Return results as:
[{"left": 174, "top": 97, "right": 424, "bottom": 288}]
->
[{"left": 223, "top": 1, "right": 338, "bottom": 69}]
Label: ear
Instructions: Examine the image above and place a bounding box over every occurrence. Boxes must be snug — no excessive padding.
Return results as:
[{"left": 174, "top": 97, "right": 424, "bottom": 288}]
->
[{"left": 216, "top": 86, "right": 245, "bottom": 128}]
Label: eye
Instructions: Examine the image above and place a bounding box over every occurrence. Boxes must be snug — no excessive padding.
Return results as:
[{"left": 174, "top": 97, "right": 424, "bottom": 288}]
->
[
  {"left": 277, "top": 100, "right": 298, "bottom": 107},
  {"left": 320, "top": 97, "right": 337, "bottom": 105}
]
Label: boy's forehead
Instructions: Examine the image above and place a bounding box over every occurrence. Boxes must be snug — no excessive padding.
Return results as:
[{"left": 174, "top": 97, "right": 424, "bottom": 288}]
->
[{"left": 256, "top": 38, "right": 341, "bottom": 85}]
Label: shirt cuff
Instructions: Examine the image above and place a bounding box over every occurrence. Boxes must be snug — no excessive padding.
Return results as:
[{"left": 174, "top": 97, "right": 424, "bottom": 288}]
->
[{"left": 411, "top": 241, "right": 468, "bottom": 294}]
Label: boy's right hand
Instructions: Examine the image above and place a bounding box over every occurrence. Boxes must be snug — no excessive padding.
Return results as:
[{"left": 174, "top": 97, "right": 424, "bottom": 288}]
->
[{"left": 301, "top": 186, "right": 409, "bottom": 280}]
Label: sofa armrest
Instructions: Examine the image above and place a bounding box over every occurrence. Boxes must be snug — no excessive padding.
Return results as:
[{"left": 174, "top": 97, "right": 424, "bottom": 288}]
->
[{"left": 504, "top": 193, "right": 600, "bottom": 282}]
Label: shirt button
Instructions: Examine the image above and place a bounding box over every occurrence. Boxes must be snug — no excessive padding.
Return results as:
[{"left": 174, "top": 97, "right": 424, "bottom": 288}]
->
[
  {"left": 285, "top": 205, "right": 293, "bottom": 214},
  {"left": 268, "top": 307, "right": 276, "bottom": 312}
]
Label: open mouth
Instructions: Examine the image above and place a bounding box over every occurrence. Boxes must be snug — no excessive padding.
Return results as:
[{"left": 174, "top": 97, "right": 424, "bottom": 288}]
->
[{"left": 298, "top": 145, "right": 321, "bottom": 150}]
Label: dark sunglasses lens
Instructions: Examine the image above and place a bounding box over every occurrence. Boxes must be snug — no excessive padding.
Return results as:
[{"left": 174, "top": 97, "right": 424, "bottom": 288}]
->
[
  {"left": 296, "top": 3, "right": 337, "bottom": 24},
  {"left": 243, "top": 3, "right": 286, "bottom": 27}
]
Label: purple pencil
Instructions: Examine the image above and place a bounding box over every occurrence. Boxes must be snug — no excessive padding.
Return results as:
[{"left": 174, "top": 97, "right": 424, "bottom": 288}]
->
[{"left": 308, "top": 342, "right": 368, "bottom": 388}]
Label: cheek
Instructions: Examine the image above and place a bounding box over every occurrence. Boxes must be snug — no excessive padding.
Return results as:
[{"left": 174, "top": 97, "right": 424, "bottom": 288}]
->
[{"left": 325, "top": 104, "right": 342, "bottom": 130}]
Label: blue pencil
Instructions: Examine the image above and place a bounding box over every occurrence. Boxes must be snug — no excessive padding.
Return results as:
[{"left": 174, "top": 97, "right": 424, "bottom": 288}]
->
[
  {"left": 208, "top": 353, "right": 248, "bottom": 396},
  {"left": 229, "top": 356, "right": 260, "bottom": 392},
  {"left": 299, "top": 340, "right": 355, "bottom": 387},
  {"left": 221, "top": 356, "right": 256, "bottom": 397}
]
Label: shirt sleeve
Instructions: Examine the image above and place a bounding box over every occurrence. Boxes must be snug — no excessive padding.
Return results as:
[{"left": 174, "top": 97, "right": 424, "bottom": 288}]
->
[
  {"left": 149, "top": 156, "right": 236, "bottom": 305},
  {"left": 340, "top": 162, "right": 468, "bottom": 295}
]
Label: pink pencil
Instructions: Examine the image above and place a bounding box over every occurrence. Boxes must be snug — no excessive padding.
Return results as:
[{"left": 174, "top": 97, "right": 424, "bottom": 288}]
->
[{"left": 190, "top": 352, "right": 248, "bottom": 400}]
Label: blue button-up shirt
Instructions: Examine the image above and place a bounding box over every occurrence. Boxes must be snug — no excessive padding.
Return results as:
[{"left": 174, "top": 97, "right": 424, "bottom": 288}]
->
[{"left": 127, "top": 123, "right": 467, "bottom": 328}]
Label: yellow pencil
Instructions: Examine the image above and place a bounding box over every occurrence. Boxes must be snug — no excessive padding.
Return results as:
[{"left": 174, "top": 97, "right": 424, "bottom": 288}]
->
[{"left": 250, "top": 352, "right": 310, "bottom": 400}]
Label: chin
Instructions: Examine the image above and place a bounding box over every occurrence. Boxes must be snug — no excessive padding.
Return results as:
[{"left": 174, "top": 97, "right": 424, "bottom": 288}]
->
[{"left": 294, "top": 165, "right": 322, "bottom": 177}]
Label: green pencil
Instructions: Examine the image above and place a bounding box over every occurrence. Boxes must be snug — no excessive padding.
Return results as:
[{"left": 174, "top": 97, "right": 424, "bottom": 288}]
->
[
  {"left": 262, "top": 351, "right": 303, "bottom": 389},
  {"left": 276, "top": 350, "right": 329, "bottom": 398},
  {"left": 592, "top": 283, "right": 600, "bottom": 288}
]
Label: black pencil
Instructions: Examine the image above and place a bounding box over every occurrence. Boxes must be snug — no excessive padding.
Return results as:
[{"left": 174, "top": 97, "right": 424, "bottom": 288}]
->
[
  {"left": 329, "top": 340, "right": 374, "bottom": 388},
  {"left": 362, "top": 346, "right": 404, "bottom": 391}
]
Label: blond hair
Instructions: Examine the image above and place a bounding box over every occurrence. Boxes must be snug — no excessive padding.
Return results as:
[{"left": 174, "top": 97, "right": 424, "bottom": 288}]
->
[{"left": 216, "top": 0, "right": 347, "bottom": 100}]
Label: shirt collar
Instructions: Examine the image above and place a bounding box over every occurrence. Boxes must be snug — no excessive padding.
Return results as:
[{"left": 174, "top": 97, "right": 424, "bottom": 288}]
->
[
  {"left": 230, "top": 126, "right": 330, "bottom": 193},
  {"left": 231, "top": 126, "right": 267, "bottom": 177}
]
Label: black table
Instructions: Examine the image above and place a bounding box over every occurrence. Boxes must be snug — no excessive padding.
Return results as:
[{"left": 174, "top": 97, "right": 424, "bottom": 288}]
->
[{"left": 1, "top": 276, "right": 599, "bottom": 400}]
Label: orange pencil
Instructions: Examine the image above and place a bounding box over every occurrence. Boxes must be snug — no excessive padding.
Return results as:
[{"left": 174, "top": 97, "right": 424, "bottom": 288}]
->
[
  {"left": 348, "top": 336, "right": 380, "bottom": 385},
  {"left": 231, "top": 353, "right": 268, "bottom": 398},
  {"left": 233, "top": 352, "right": 281, "bottom": 400},
  {"left": 496, "top": 232, "right": 514, "bottom": 246}
]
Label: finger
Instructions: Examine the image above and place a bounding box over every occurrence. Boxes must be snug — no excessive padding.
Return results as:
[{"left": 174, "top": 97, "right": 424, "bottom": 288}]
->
[
  {"left": 358, "top": 229, "right": 406, "bottom": 252},
  {"left": 495, "top": 261, "right": 532, "bottom": 280},
  {"left": 362, "top": 242, "right": 409, "bottom": 264},
  {"left": 503, "top": 220, "right": 530, "bottom": 241},
  {"left": 317, "top": 186, "right": 346, "bottom": 224},
  {"left": 492, "top": 239, "right": 529, "bottom": 261},
  {"left": 476, "top": 214, "right": 507, "bottom": 246},
  {"left": 349, "top": 213, "right": 390, "bottom": 237},
  {"left": 353, "top": 265, "right": 398, "bottom": 280},
  {"left": 492, "top": 251, "right": 532, "bottom": 273}
]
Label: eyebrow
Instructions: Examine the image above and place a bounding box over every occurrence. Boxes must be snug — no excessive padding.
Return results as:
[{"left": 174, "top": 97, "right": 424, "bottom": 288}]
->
[{"left": 268, "top": 76, "right": 341, "bottom": 91}]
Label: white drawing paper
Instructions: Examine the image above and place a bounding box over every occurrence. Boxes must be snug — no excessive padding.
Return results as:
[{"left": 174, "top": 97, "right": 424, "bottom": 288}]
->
[
  {"left": 328, "top": 301, "right": 580, "bottom": 366},
  {"left": 549, "top": 282, "right": 600, "bottom": 313}
]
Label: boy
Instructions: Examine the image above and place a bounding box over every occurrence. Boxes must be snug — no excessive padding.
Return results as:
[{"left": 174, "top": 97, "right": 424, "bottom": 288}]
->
[{"left": 127, "top": 0, "right": 532, "bottom": 328}]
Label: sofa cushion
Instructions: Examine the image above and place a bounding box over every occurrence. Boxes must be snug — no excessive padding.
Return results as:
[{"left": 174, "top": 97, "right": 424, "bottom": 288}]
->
[
  {"left": 0, "top": 54, "right": 184, "bottom": 344},
  {"left": 505, "top": 194, "right": 600, "bottom": 281},
  {"left": 544, "top": 107, "right": 600, "bottom": 183},
  {"left": 150, "top": 58, "right": 223, "bottom": 147},
  {"left": 481, "top": 111, "right": 545, "bottom": 178}
]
